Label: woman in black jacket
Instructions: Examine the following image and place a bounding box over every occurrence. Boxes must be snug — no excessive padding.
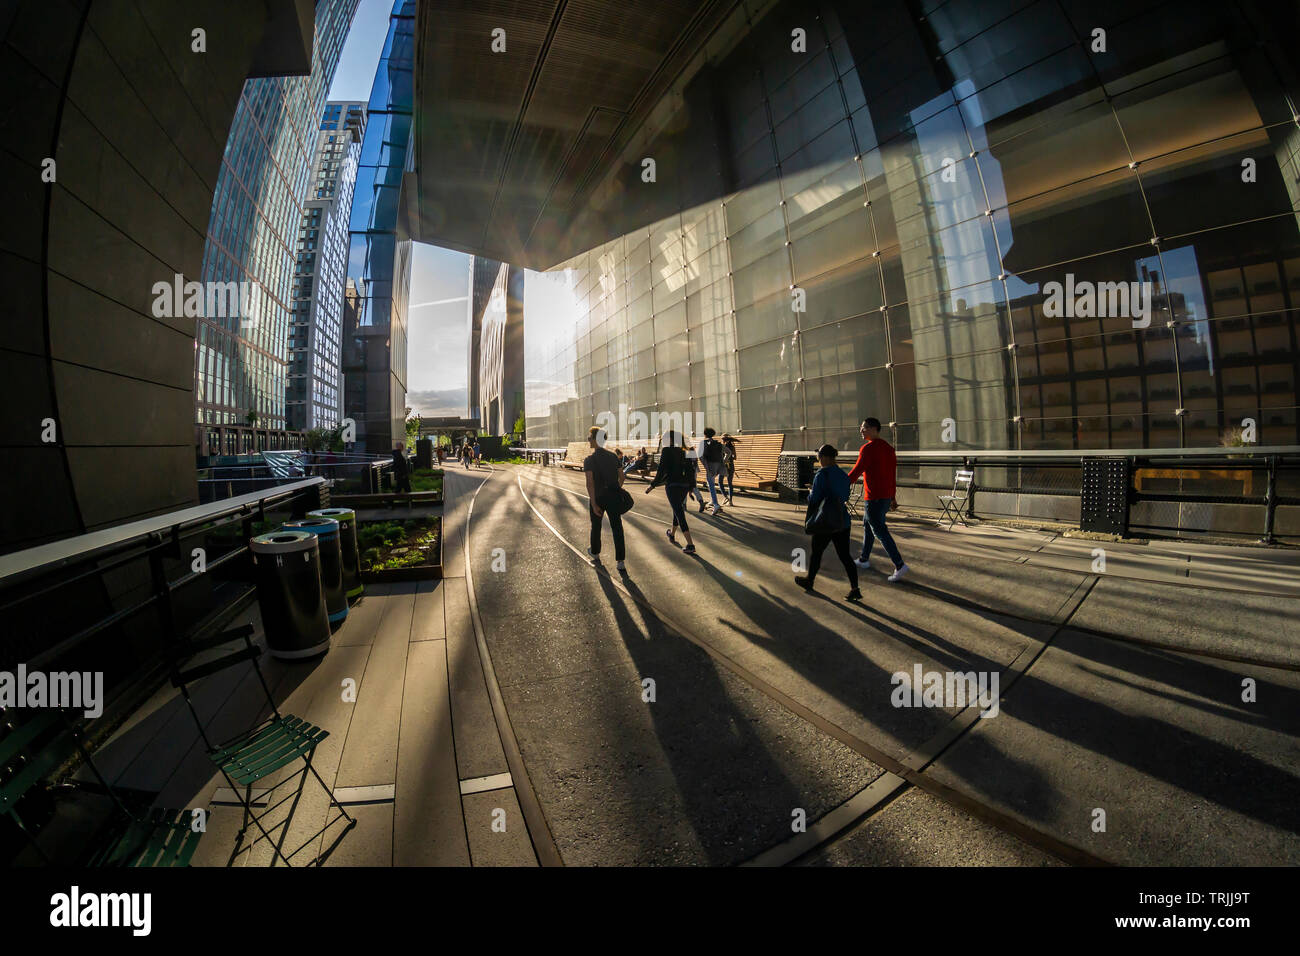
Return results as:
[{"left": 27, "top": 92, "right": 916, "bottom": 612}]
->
[{"left": 646, "top": 431, "right": 698, "bottom": 554}]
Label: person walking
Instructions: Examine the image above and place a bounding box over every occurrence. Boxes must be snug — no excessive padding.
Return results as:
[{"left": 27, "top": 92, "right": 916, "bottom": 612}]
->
[
  {"left": 846, "top": 417, "right": 909, "bottom": 582},
  {"left": 392, "top": 444, "right": 412, "bottom": 493},
  {"left": 795, "top": 444, "right": 861, "bottom": 600},
  {"left": 646, "top": 431, "right": 698, "bottom": 555},
  {"left": 472, "top": 438, "right": 482, "bottom": 467},
  {"left": 584, "top": 426, "right": 628, "bottom": 572},
  {"left": 721, "top": 434, "right": 737, "bottom": 505},
  {"left": 699, "top": 427, "right": 726, "bottom": 515},
  {"left": 682, "top": 438, "right": 708, "bottom": 513}
]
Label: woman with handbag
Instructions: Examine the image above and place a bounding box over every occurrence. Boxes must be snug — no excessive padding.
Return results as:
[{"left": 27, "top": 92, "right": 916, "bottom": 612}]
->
[
  {"left": 646, "top": 430, "right": 698, "bottom": 555},
  {"left": 796, "top": 444, "right": 861, "bottom": 600}
]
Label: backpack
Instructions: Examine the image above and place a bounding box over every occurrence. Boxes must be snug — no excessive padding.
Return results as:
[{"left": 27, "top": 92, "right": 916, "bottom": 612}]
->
[
  {"left": 805, "top": 486, "right": 847, "bottom": 535},
  {"left": 702, "top": 438, "right": 724, "bottom": 464}
]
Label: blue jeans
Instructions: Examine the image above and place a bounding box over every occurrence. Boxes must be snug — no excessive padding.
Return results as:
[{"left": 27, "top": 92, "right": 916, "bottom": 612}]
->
[
  {"left": 861, "top": 498, "right": 903, "bottom": 568},
  {"left": 703, "top": 461, "right": 724, "bottom": 508}
]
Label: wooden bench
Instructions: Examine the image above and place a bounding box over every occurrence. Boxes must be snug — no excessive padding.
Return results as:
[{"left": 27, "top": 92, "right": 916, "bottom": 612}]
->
[
  {"left": 559, "top": 441, "right": 590, "bottom": 469},
  {"left": 728, "top": 433, "right": 785, "bottom": 490},
  {"left": 607, "top": 435, "right": 659, "bottom": 481}
]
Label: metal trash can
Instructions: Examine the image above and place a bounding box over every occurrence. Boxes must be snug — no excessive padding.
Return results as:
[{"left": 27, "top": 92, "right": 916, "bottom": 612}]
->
[
  {"left": 308, "top": 507, "right": 363, "bottom": 601},
  {"left": 249, "top": 530, "right": 331, "bottom": 660},
  {"left": 283, "top": 517, "right": 347, "bottom": 628}
]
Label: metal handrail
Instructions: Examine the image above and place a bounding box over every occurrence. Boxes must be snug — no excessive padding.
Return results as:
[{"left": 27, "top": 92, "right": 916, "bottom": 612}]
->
[
  {"left": 780, "top": 445, "right": 1300, "bottom": 460},
  {"left": 0, "top": 477, "right": 326, "bottom": 587}
]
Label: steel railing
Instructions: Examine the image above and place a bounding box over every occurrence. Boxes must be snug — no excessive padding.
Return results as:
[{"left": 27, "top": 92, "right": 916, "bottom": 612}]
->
[
  {"left": 782, "top": 445, "right": 1300, "bottom": 543},
  {"left": 0, "top": 478, "right": 330, "bottom": 735}
]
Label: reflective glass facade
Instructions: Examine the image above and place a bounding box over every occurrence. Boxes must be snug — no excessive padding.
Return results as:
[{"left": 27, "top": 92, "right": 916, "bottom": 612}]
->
[
  {"left": 287, "top": 102, "right": 365, "bottom": 431},
  {"left": 525, "top": 0, "right": 1300, "bottom": 452},
  {"left": 195, "top": 0, "right": 358, "bottom": 442},
  {"left": 345, "top": 0, "right": 415, "bottom": 455}
]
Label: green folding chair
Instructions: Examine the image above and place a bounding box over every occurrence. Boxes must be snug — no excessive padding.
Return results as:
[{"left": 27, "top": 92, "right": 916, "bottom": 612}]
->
[
  {"left": 1, "top": 706, "right": 203, "bottom": 867},
  {"left": 169, "top": 624, "right": 354, "bottom": 866}
]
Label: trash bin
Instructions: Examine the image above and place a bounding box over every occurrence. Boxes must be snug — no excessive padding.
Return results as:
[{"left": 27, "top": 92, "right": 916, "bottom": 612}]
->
[
  {"left": 283, "top": 517, "right": 347, "bottom": 628},
  {"left": 308, "top": 507, "right": 363, "bottom": 601},
  {"left": 249, "top": 530, "right": 331, "bottom": 660}
]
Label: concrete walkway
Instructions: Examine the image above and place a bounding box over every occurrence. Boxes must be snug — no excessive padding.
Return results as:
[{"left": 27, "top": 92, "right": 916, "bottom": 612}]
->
[
  {"left": 462, "top": 462, "right": 1300, "bottom": 866},
  {"left": 66, "top": 460, "right": 1300, "bottom": 866}
]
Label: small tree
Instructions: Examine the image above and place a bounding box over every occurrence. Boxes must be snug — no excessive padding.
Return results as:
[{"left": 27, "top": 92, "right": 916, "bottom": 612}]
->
[{"left": 405, "top": 412, "right": 421, "bottom": 453}]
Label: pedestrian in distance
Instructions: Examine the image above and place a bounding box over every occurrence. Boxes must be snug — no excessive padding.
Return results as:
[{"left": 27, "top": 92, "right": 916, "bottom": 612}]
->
[
  {"left": 796, "top": 444, "right": 861, "bottom": 600},
  {"left": 721, "top": 434, "right": 737, "bottom": 505},
  {"left": 646, "top": 430, "right": 698, "bottom": 555},
  {"left": 623, "top": 447, "right": 649, "bottom": 477},
  {"left": 846, "top": 417, "right": 909, "bottom": 582},
  {"left": 584, "top": 426, "right": 628, "bottom": 572},
  {"left": 699, "top": 427, "right": 726, "bottom": 515},
  {"left": 472, "top": 439, "right": 482, "bottom": 467},
  {"left": 392, "top": 444, "right": 412, "bottom": 493}
]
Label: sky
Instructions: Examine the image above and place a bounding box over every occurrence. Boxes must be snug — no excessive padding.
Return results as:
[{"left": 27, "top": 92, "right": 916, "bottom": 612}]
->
[{"left": 330, "top": 0, "right": 472, "bottom": 418}]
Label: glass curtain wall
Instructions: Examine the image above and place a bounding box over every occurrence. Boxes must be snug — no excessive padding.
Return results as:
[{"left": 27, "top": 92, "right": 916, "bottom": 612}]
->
[
  {"left": 524, "top": 0, "right": 1300, "bottom": 454},
  {"left": 195, "top": 0, "right": 358, "bottom": 445},
  {"left": 346, "top": 0, "right": 415, "bottom": 455}
]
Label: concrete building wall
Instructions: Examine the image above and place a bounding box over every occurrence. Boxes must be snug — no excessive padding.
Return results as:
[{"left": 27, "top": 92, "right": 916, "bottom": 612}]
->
[{"left": 0, "top": 0, "right": 316, "bottom": 555}]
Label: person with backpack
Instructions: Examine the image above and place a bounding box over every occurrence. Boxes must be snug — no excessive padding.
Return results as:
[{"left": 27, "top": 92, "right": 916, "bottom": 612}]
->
[
  {"left": 584, "top": 426, "right": 629, "bottom": 571},
  {"left": 699, "top": 427, "right": 726, "bottom": 515},
  {"left": 796, "top": 443, "right": 861, "bottom": 600},
  {"left": 720, "top": 434, "right": 737, "bottom": 505},
  {"left": 846, "top": 417, "right": 909, "bottom": 582},
  {"left": 646, "top": 430, "right": 698, "bottom": 555}
]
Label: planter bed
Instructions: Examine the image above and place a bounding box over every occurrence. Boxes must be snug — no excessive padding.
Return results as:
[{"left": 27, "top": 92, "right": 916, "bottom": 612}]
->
[
  {"left": 330, "top": 490, "right": 444, "bottom": 508},
  {"left": 357, "top": 514, "right": 442, "bottom": 582}
]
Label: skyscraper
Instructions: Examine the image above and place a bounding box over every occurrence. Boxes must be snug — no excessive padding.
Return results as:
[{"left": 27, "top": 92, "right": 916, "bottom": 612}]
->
[
  {"left": 286, "top": 101, "right": 366, "bottom": 432},
  {"left": 194, "top": 0, "right": 359, "bottom": 454},
  {"left": 466, "top": 255, "right": 504, "bottom": 422},
  {"left": 344, "top": 0, "right": 415, "bottom": 455}
]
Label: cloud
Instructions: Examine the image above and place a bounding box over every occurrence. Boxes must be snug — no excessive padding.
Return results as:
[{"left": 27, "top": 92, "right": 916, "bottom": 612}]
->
[{"left": 406, "top": 388, "right": 467, "bottom": 417}]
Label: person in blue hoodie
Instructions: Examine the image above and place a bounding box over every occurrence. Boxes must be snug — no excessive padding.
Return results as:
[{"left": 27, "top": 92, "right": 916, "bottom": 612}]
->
[{"left": 796, "top": 443, "right": 861, "bottom": 600}]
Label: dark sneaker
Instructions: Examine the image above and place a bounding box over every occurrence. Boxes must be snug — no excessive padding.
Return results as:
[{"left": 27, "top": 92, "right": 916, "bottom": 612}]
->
[
  {"left": 666, "top": 528, "right": 676, "bottom": 543},
  {"left": 795, "top": 575, "right": 814, "bottom": 591},
  {"left": 846, "top": 588, "right": 862, "bottom": 601},
  {"left": 682, "top": 544, "right": 696, "bottom": 555},
  {"left": 698, "top": 499, "right": 706, "bottom": 513},
  {"left": 586, "top": 548, "right": 601, "bottom": 563}
]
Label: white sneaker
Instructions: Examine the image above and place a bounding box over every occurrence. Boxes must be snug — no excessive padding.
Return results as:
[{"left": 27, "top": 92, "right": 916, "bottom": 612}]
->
[
  {"left": 853, "top": 557, "right": 872, "bottom": 569},
  {"left": 887, "top": 564, "right": 910, "bottom": 583}
]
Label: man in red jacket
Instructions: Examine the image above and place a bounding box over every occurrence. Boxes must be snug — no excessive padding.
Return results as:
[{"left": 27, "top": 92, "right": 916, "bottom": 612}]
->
[{"left": 845, "top": 417, "right": 909, "bottom": 582}]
